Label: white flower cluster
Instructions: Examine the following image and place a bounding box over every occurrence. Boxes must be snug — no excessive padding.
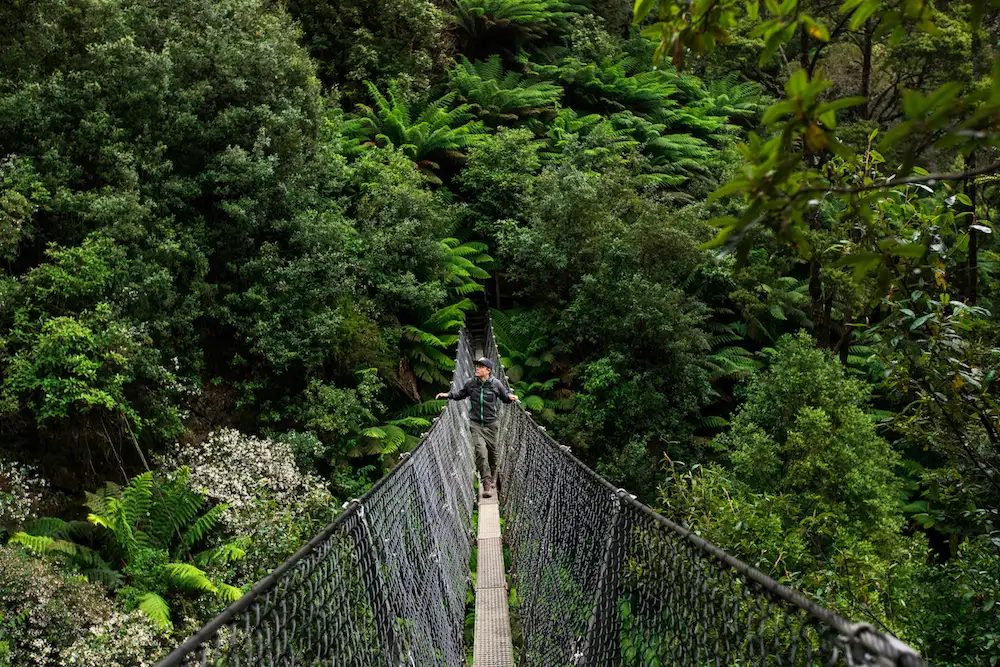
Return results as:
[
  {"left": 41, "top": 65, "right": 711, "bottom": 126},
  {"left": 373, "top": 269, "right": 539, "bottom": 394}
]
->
[
  {"left": 60, "top": 611, "right": 169, "bottom": 667},
  {"left": 0, "top": 457, "right": 49, "bottom": 527},
  {"left": 170, "top": 428, "right": 327, "bottom": 510},
  {"left": 0, "top": 546, "right": 113, "bottom": 666},
  {"left": 164, "top": 429, "right": 334, "bottom": 550}
]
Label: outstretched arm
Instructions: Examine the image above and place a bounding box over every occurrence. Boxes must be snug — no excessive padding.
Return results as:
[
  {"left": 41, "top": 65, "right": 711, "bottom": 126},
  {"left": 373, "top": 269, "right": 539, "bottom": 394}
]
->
[{"left": 436, "top": 380, "right": 471, "bottom": 401}]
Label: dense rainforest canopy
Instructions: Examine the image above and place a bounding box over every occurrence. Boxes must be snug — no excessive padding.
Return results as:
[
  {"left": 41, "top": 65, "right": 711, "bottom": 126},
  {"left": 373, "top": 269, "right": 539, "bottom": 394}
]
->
[{"left": 0, "top": 0, "right": 998, "bottom": 663}]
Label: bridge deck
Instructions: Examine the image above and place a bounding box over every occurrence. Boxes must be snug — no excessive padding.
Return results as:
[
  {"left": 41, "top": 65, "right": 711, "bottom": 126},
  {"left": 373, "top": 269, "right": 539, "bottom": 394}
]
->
[{"left": 473, "top": 488, "right": 515, "bottom": 666}]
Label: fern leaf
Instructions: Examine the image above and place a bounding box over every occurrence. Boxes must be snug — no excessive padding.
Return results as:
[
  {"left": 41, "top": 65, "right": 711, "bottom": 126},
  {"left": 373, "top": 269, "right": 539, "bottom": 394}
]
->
[
  {"left": 180, "top": 504, "right": 228, "bottom": 551},
  {"left": 700, "top": 416, "right": 731, "bottom": 429},
  {"left": 523, "top": 395, "right": 545, "bottom": 411},
  {"left": 137, "top": 592, "right": 172, "bottom": 629},
  {"left": 163, "top": 562, "right": 218, "bottom": 594},
  {"left": 397, "top": 400, "right": 447, "bottom": 417},
  {"left": 195, "top": 537, "right": 250, "bottom": 566},
  {"left": 9, "top": 532, "right": 55, "bottom": 553},
  {"left": 122, "top": 471, "right": 153, "bottom": 526},
  {"left": 217, "top": 583, "right": 243, "bottom": 603}
]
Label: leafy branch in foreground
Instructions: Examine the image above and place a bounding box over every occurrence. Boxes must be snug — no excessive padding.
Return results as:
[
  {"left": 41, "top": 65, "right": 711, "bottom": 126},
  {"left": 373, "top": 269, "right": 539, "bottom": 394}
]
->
[{"left": 634, "top": 0, "right": 1000, "bottom": 265}]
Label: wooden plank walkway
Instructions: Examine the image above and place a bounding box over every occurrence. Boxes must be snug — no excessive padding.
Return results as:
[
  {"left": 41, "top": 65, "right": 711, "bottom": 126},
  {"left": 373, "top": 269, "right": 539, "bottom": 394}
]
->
[{"left": 473, "top": 487, "right": 515, "bottom": 666}]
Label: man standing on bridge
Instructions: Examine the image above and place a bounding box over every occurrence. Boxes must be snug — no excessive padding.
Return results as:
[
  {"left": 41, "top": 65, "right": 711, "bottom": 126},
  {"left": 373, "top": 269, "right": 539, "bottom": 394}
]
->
[{"left": 437, "top": 357, "right": 519, "bottom": 498}]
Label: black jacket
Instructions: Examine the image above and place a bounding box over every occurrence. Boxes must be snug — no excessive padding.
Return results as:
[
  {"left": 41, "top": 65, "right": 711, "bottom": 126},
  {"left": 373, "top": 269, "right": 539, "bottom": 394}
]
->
[{"left": 448, "top": 375, "right": 514, "bottom": 425}]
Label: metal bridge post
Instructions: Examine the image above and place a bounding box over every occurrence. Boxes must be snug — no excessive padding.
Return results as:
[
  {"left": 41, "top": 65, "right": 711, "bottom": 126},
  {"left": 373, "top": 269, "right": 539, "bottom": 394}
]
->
[{"left": 574, "top": 489, "right": 628, "bottom": 667}]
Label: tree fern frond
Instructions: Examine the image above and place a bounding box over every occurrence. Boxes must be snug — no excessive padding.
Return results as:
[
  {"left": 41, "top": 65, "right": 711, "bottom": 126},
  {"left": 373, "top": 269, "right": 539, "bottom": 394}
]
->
[
  {"left": 137, "top": 592, "right": 172, "bottom": 629},
  {"left": 387, "top": 416, "right": 433, "bottom": 430},
  {"left": 217, "top": 583, "right": 243, "bottom": 603},
  {"left": 163, "top": 562, "right": 217, "bottom": 594},
  {"left": 397, "top": 400, "right": 447, "bottom": 417},
  {"left": 196, "top": 537, "right": 251, "bottom": 567},
  {"left": 122, "top": 471, "right": 153, "bottom": 526},
  {"left": 180, "top": 504, "right": 229, "bottom": 551},
  {"left": 9, "top": 532, "right": 55, "bottom": 553}
]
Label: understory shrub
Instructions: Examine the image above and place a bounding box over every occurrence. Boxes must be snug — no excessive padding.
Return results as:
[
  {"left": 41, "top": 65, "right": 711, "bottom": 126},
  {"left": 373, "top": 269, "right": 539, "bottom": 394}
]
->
[
  {"left": 165, "top": 429, "right": 336, "bottom": 582},
  {"left": 0, "top": 546, "right": 168, "bottom": 666}
]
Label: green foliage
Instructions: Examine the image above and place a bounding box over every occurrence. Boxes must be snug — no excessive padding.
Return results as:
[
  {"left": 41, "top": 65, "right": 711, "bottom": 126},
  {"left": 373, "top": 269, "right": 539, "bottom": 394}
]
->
[
  {"left": 403, "top": 299, "right": 476, "bottom": 386},
  {"left": 660, "top": 333, "right": 926, "bottom": 635},
  {"left": 451, "top": 0, "right": 587, "bottom": 52},
  {"left": 347, "top": 81, "right": 490, "bottom": 182},
  {"left": 286, "top": 0, "right": 452, "bottom": 92},
  {"left": 11, "top": 468, "right": 246, "bottom": 629},
  {"left": 1, "top": 0, "right": 997, "bottom": 658},
  {"left": 703, "top": 321, "right": 762, "bottom": 383},
  {"left": 449, "top": 56, "right": 564, "bottom": 123},
  {"left": 0, "top": 156, "right": 48, "bottom": 262},
  {"left": 0, "top": 544, "right": 169, "bottom": 665},
  {"left": 491, "top": 308, "right": 564, "bottom": 421}
]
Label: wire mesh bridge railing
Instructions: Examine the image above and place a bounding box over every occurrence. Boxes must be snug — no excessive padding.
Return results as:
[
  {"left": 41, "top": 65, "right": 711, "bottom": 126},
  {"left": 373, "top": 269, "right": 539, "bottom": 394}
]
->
[{"left": 157, "top": 323, "right": 927, "bottom": 666}]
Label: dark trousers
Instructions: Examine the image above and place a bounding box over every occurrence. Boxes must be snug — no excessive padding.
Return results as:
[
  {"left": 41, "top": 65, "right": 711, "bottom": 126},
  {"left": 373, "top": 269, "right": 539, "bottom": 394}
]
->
[{"left": 470, "top": 421, "right": 499, "bottom": 481}]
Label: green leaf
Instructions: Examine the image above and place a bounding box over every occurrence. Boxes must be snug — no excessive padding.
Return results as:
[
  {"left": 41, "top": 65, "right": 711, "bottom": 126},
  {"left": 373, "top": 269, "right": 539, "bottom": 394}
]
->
[
  {"left": 163, "top": 562, "right": 217, "bottom": 594},
  {"left": 892, "top": 243, "right": 926, "bottom": 258},
  {"left": 137, "top": 592, "right": 172, "bottom": 629},
  {"left": 217, "top": 583, "right": 243, "bottom": 603},
  {"left": 633, "top": 0, "right": 657, "bottom": 22}
]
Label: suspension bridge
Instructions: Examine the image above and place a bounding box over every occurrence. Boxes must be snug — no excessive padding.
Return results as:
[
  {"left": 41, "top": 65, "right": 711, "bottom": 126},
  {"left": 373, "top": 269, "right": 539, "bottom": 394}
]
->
[{"left": 156, "top": 319, "right": 927, "bottom": 666}]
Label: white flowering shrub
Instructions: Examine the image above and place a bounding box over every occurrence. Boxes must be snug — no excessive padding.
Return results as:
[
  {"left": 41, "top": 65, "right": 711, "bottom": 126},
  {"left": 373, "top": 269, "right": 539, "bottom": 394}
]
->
[
  {"left": 164, "top": 429, "right": 336, "bottom": 582},
  {"left": 0, "top": 458, "right": 48, "bottom": 531},
  {"left": 0, "top": 546, "right": 168, "bottom": 666},
  {"left": 61, "top": 610, "right": 170, "bottom": 667}
]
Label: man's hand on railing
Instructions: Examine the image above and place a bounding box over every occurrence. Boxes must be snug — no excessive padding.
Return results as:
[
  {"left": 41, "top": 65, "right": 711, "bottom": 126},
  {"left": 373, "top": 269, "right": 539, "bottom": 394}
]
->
[{"left": 436, "top": 392, "right": 449, "bottom": 399}]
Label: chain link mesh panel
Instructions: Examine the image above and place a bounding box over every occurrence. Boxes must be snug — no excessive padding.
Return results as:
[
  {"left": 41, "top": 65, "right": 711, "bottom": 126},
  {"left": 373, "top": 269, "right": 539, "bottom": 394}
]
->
[
  {"left": 483, "top": 322, "right": 928, "bottom": 667},
  {"left": 156, "top": 331, "right": 479, "bottom": 667}
]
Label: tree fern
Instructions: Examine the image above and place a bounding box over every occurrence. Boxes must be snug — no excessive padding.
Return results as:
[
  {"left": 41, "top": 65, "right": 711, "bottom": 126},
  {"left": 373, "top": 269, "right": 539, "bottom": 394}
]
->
[
  {"left": 346, "top": 81, "right": 489, "bottom": 183},
  {"left": 196, "top": 536, "right": 251, "bottom": 567},
  {"left": 701, "top": 73, "right": 770, "bottom": 127},
  {"left": 12, "top": 468, "right": 247, "bottom": 627},
  {"left": 702, "top": 322, "right": 763, "bottom": 383},
  {"left": 357, "top": 418, "right": 428, "bottom": 459},
  {"left": 121, "top": 471, "right": 153, "bottom": 526},
  {"left": 451, "top": 0, "right": 586, "bottom": 49},
  {"left": 449, "top": 55, "right": 563, "bottom": 123},
  {"left": 397, "top": 399, "right": 448, "bottom": 417},
  {"left": 403, "top": 299, "right": 478, "bottom": 387},
  {"left": 441, "top": 238, "right": 494, "bottom": 293},
  {"left": 180, "top": 504, "right": 229, "bottom": 551},
  {"left": 530, "top": 56, "right": 686, "bottom": 116},
  {"left": 217, "top": 583, "right": 243, "bottom": 603}
]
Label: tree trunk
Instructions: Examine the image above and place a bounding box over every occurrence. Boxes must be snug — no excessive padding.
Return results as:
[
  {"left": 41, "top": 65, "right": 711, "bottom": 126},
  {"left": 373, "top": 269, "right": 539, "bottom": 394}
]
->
[
  {"left": 809, "top": 259, "right": 827, "bottom": 346},
  {"left": 835, "top": 306, "right": 853, "bottom": 364},
  {"left": 966, "top": 28, "right": 983, "bottom": 304},
  {"left": 860, "top": 20, "right": 873, "bottom": 119},
  {"left": 966, "top": 152, "right": 979, "bottom": 304}
]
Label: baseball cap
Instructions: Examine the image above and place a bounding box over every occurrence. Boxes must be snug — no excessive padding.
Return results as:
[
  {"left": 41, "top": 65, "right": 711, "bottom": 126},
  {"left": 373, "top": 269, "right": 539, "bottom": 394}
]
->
[{"left": 474, "top": 357, "right": 493, "bottom": 370}]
